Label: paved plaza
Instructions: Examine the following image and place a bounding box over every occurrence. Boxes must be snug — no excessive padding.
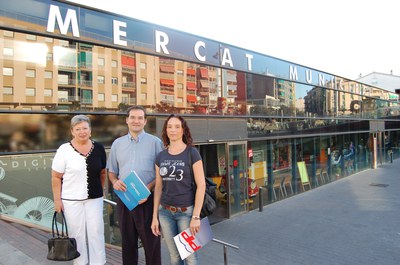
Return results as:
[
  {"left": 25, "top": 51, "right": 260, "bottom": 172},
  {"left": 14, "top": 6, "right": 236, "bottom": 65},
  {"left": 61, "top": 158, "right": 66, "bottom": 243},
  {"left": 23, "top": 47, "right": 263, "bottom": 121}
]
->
[{"left": 1, "top": 160, "right": 399, "bottom": 264}]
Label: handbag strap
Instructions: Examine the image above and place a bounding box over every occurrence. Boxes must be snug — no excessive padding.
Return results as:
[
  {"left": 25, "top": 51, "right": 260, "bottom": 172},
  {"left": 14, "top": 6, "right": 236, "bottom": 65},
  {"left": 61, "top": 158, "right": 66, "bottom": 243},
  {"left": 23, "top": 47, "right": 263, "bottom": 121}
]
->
[
  {"left": 188, "top": 146, "right": 193, "bottom": 179},
  {"left": 51, "top": 211, "right": 69, "bottom": 238}
]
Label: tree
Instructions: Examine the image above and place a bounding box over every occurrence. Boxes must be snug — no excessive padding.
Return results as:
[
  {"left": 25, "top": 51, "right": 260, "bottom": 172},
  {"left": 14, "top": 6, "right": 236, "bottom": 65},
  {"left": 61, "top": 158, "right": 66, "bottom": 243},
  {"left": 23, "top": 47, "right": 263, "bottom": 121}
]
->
[{"left": 118, "top": 102, "right": 129, "bottom": 112}]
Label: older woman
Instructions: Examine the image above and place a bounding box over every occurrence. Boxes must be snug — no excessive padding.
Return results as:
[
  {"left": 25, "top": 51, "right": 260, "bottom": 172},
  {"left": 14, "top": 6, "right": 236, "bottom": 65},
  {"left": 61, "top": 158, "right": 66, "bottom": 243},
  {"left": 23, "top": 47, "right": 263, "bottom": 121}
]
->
[{"left": 51, "top": 114, "right": 106, "bottom": 265}]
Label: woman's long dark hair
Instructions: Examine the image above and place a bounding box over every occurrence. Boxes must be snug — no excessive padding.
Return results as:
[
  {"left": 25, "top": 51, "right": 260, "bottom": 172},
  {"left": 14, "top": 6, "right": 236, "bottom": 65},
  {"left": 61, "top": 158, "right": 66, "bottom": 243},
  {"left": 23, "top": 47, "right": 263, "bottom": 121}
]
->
[{"left": 161, "top": 114, "right": 193, "bottom": 147}]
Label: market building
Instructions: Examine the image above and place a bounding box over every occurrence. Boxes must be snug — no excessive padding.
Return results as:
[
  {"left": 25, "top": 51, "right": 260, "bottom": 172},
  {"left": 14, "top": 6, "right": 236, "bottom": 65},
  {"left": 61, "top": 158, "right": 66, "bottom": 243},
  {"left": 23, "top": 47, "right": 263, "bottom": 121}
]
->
[{"left": 0, "top": 0, "right": 399, "bottom": 246}]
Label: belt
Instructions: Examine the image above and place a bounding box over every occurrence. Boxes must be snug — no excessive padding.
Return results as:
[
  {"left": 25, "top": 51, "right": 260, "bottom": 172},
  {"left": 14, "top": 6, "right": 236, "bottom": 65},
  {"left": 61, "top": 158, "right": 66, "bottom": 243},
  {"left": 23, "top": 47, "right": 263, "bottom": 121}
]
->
[{"left": 162, "top": 205, "right": 187, "bottom": 213}]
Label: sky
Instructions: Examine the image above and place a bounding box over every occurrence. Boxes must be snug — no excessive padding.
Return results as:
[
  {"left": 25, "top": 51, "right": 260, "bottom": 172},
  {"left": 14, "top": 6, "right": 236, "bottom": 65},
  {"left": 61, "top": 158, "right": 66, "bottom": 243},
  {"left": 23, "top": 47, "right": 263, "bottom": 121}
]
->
[{"left": 67, "top": 0, "right": 400, "bottom": 81}]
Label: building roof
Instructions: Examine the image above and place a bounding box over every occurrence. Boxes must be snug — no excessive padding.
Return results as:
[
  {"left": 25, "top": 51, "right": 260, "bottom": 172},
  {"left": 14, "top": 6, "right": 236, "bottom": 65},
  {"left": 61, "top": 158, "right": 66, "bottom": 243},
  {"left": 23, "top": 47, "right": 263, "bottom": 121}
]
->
[{"left": 357, "top": 71, "right": 400, "bottom": 92}]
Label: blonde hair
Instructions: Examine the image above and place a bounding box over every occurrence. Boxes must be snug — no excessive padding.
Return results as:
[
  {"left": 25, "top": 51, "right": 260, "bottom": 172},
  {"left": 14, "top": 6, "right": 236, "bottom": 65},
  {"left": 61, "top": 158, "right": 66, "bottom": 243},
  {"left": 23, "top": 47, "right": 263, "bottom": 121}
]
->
[{"left": 70, "top": 114, "right": 91, "bottom": 128}]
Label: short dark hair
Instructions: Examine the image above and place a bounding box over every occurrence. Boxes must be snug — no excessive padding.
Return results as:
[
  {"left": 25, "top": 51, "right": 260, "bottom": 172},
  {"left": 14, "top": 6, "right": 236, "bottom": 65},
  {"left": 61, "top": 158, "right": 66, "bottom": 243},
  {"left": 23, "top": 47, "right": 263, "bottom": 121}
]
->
[
  {"left": 161, "top": 114, "right": 193, "bottom": 147},
  {"left": 126, "top": 105, "right": 146, "bottom": 118}
]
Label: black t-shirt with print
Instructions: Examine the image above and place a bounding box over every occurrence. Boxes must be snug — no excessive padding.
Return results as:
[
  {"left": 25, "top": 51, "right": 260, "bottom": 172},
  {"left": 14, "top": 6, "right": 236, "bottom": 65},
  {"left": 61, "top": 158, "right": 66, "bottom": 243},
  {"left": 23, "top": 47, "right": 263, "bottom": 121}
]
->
[{"left": 155, "top": 146, "right": 201, "bottom": 207}]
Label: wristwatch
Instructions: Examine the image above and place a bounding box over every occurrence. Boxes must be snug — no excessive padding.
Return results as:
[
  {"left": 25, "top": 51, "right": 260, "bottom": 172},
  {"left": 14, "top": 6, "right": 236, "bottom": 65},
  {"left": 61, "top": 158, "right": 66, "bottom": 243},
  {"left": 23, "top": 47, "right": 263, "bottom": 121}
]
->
[{"left": 192, "top": 216, "right": 200, "bottom": 220}]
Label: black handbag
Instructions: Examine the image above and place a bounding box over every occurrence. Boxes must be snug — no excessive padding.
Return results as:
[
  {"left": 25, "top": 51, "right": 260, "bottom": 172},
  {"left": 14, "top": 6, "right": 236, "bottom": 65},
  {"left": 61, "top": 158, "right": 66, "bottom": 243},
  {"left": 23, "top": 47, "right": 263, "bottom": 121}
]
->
[
  {"left": 47, "top": 211, "right": 80, "bottom": 261},
  {"left": 200, "top": 180, "right": 217, "bottom": 218},
  {"left": 188, "top": 147, "right": 217, "bottom": 218}
]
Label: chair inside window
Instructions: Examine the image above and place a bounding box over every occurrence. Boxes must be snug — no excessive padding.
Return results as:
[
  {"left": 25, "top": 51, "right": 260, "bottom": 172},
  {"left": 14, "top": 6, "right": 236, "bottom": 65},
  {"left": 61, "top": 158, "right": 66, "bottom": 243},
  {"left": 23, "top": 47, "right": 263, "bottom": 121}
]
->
[
  {"left": 315, "top": 168, "right": 324, "bottom": 185},
  {"left": 321, "top": 167, "right": 329, "bottom": 183},
  {"left": 272, "top": 177, "right": 284, "bottom": 200},
  {"left": 282, "top": 175, "right": 293, "bottom": 197}
]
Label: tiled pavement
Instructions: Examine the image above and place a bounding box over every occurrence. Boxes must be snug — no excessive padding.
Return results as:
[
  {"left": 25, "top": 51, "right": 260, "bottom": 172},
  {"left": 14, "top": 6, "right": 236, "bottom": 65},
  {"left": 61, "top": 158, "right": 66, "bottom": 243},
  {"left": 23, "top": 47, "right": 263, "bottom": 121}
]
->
[{"left": 1, "top": 160, "right": 400, "bottom": 264}]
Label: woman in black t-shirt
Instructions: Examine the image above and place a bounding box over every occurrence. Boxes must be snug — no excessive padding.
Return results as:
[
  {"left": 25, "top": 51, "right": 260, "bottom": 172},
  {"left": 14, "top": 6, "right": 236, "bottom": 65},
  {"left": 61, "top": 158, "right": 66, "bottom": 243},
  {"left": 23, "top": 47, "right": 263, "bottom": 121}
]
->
[{"left": 151, "top": 114, "right": 205, "bottom": 265}]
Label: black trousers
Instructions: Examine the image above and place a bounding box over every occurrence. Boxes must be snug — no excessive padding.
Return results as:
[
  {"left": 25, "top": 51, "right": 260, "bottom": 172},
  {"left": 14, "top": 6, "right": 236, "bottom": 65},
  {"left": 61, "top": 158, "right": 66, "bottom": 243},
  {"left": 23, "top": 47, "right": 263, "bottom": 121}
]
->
[{"left": 117, "top": 193, "right": 161, "bottom": 265}]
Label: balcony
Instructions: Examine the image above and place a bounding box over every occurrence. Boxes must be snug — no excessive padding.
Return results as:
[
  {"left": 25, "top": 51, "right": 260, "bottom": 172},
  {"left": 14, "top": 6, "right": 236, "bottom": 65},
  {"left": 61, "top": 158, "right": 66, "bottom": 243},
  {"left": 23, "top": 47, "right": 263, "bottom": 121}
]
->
[
  {"left": 58, "top": 97, "right": 69, "bottom": 103},
  {"left": 57, "top": 62, "right": 77, "bottom": 70},
  {"left": 79, "top": 45, "right": 92, "bottom": 51},
  {"left": 58, "top": 96, "right": 77, "bottom": 103},
  {"left": 122, "top": 82, "right": 136, "bottom": 89},
  {"left": 79, "top": 62, "right": 92, "bottom": 70},
  {"left": 57, "top": 96, "right": 92, "bottom": 104},
  {"left": 79, "top": 80, "right": 93, "bottom": 87},
  {"left": 68, "top": 96, "right": 80, "bottom": 102},
  {"left": 58, "top": 78, "right": 76, "bottom": 86},
  {"left": 122, "top": 66, "right": 135, "bottom": 73},
  {"left": 121, "top": 97, "right": 136, "bottom": 105},
  {"left": 81, "top": 98, "right": 93, "bottom": 104}
]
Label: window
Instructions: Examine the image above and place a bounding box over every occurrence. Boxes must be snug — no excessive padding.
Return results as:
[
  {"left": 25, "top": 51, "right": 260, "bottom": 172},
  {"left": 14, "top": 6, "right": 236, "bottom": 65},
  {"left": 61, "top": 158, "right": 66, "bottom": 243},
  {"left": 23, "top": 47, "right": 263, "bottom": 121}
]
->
[
  {"left": 3, "top": 67, "right": 13, "bottom": 76},
  {"left": 25, "top": 88, "right": 35, "bottom": 96},
  {"left": 98, "top": 93, "right": 105, "bottom": 101},
  {"left": 58, "top": 75, "right": 69, "bottom": 85},
  {"left": 26, "top": 34, "right": 37, "bottom": 41},
  {"left": 3, "top": 47, "right": 13, "bottom": 57},
  {"left": 97, "top": 75, "right": 105, "bottom": 84},
  {"left": 111, "top": 60, "right": 118, "bottom": 67},
  {"left": 26, "top": 69, "right": 35, "bottom": 78},
  {"left": 3, "top": 87, "right": 13, "bottom": 95},
  {"left": 112, "top": 77, "right": 118, "bottom": 85},
  {"left": 3, "top": 30, "right": 14, "bottom": 37},
  {"left": 58, "top": 90, "right": 68, "bottom": 102},
  {"left": 98, "top": 58, "right": 105, "bottom": 67},
  {"left": 177, "top": 70, "right": 184, "bottom": 75},
  {"left": 141, "top": 78, "right": 147, "bottom": 84},
  {"left": 44, "top": 89, "right": 52, "bottom": 97},
  {"left": 111, "top": 94, "right": 118, "bottom": 102},
  {"left": 45, "top": 71, "right": 53, "bottom": 79},
  {"left": 140, "top": 62, "right": 146, "bottom": 69},
  {"left": 45, "top": 37, "right": 53, "bottom": 43},
  {"left": 177, "top": 83, "right": 183, "bottom": 90},
  {"left": 141, "top": 93, "right": 147, "bottom": 100}
]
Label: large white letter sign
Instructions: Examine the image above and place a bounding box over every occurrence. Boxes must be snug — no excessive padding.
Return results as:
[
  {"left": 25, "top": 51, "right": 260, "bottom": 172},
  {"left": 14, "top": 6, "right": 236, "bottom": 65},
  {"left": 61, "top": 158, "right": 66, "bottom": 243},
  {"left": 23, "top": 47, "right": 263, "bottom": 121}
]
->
[
  {"left": 289, "top": 65, "right": 298, "bottom": 81},
  {"left": 305, "top": 70, "right": 312, "bottom": 84},
  {"left": 155, "top": 30, "right": 170, "bottom": 54},
  {"left": 194, "top": 41, "right": 206, "bottom": 62},
  {"left": 113, "top": 20, "right": 127, "bottom": 46},
  {"left": 318, "top": 74, "right": 325, "bottom": 87},
  {"left": 245, "top": 54, "right": 253, "bottom": 71},
  {"left": 47, "top": 5, "right": 80, "bottom": 37},
  {"left": 221, "top": 48, "right": 233, "bottom": 67}
]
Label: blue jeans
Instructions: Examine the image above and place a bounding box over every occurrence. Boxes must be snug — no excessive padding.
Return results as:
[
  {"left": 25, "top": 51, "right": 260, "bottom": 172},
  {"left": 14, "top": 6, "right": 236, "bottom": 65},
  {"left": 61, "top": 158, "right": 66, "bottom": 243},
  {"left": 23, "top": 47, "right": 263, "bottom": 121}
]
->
[{"left": 159, "top": 205, "right": 199, "bottom": 265}]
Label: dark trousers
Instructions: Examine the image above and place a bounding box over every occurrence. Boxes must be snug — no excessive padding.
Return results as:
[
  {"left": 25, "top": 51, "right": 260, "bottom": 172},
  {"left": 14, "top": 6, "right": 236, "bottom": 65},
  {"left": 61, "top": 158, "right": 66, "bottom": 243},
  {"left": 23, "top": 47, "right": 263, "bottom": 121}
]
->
[{"left": 117, "top": 193, "right": 161, "bottom": 265}]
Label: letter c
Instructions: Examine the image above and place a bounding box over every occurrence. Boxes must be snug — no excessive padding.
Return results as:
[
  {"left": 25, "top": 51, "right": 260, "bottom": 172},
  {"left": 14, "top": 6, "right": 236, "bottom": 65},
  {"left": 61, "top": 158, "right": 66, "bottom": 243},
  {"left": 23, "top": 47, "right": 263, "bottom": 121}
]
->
[{"left": 194, "top": 41, "right": 206, "bottom": 62}]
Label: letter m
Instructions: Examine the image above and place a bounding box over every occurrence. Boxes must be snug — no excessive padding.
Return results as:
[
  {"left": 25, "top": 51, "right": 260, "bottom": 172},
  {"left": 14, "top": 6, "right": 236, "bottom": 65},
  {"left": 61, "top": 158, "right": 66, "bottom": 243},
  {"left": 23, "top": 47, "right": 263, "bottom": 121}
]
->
[
  {"left": 289, "top": 65, "right": 298, "bottom": 81},
  {"left": 47, "top": 5, "right": 80, "bottom": 37}
]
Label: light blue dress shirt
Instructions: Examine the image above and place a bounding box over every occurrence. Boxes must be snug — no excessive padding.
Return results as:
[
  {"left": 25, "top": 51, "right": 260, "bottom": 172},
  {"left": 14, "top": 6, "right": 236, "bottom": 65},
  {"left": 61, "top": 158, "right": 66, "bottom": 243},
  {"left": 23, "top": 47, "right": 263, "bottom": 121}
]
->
[{"left": 107, "top": 131, "right": 164, "bottom": 185}]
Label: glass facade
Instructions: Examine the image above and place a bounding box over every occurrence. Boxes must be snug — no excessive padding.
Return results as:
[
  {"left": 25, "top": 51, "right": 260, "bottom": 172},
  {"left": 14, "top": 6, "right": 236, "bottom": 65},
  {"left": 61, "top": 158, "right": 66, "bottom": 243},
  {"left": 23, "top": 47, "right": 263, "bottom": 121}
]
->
[{"left": 1, "top": 0, "right": 400, "bottom": 247}]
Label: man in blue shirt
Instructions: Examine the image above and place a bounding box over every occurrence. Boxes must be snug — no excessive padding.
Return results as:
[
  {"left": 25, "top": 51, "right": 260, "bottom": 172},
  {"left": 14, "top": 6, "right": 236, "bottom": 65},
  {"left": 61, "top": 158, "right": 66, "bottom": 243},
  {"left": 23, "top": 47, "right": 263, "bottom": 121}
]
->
[{"left": 107, "top": 106, "right": 164, "bottom": 265}]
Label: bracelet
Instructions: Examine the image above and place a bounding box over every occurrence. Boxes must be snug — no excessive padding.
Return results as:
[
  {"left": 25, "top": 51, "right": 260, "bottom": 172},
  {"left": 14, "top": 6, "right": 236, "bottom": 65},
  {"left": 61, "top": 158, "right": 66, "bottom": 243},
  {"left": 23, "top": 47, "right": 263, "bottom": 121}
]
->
[{"left": 192, "top": 216, "right": 200, "bottom": 220}]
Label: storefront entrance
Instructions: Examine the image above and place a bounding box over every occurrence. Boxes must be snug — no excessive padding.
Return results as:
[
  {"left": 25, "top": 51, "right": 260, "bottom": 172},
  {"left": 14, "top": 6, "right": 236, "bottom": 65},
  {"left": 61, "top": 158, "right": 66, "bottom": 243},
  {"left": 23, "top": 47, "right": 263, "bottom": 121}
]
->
[
  {"left": 198, "top": 142, "right": 248, "bottom": 223},
  {"left": 227, "top": 142, "right": 248, "bottom": 216}
]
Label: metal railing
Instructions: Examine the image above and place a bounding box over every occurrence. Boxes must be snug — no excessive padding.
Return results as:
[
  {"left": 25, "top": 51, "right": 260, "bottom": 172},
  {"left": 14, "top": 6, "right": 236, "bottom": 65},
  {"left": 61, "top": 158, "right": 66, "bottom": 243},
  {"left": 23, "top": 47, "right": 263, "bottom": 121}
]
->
[
  {"left": 103, "top": 198, "right": 117, "bottom": 206},
  {"left": 211, "top": 238, "right": 239, "bottom": 265}
]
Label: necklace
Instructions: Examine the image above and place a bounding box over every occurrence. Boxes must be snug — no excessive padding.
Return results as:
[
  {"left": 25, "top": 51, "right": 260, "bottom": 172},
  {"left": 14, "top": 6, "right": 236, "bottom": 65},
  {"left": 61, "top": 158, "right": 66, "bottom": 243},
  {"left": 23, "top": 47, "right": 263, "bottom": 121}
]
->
[{"left": 70, "top": 140, "right": 94, "bottom": 157}]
